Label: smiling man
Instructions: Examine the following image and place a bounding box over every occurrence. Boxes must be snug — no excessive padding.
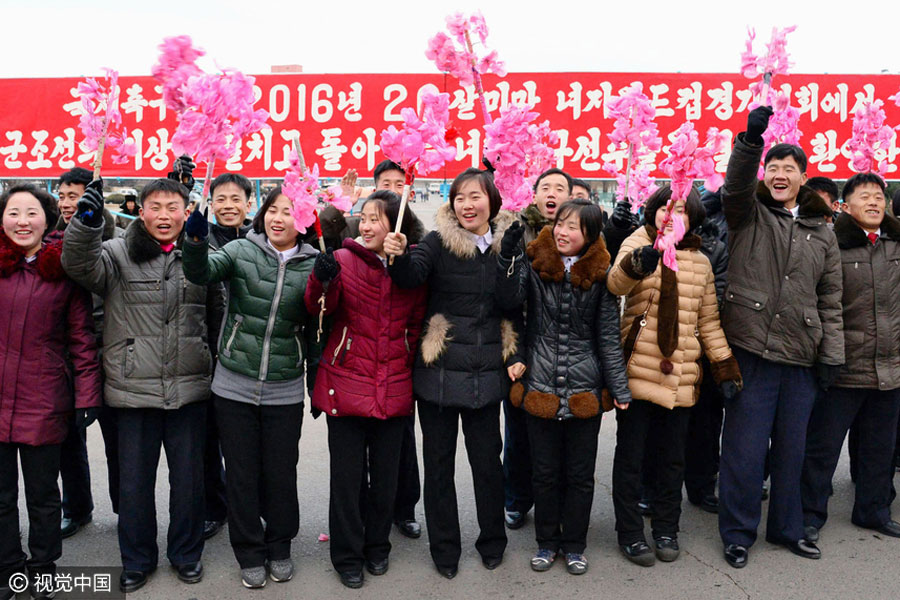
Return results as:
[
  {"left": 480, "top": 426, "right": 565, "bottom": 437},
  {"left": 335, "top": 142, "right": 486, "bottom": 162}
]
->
[
  {"left": 800, "top": 173, "right": 900, "bottom": 544},
  {"left": 520, "top": 169, "right": 573, "bottom": 245},
  {"left": 717, "top": 106, "right": 843, "bottom": 569},
  {"left": 209, "top": 173, "right": 254, "bottom": 251}
]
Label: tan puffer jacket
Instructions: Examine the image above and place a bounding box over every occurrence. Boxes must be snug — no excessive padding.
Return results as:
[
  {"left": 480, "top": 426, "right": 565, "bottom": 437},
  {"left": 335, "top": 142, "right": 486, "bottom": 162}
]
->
[{"left": 607, "top": 225, "right": 741, "bottom": 409}]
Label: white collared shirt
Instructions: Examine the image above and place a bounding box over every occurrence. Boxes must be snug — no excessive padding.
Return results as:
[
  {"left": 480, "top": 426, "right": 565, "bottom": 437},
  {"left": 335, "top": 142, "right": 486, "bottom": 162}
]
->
[
  {"left": 472, "top": 229, "right": 493, "bottom": 254},
  {"left": 25, "top": 254, "right": 37, "bottom": 263},
  {"left": 563, "top": 255, "right": 578, "bottom": 272},
  {"left": 790, "top": 205, "right": 800, "bottom": 219},
  {"left": 266, "top": 239, "right": 299, "bottom": 263}
]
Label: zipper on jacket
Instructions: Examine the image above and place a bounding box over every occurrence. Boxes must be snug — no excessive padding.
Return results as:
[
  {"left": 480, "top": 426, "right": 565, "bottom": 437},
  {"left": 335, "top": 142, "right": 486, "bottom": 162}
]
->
[
  {"left": 225, "top": 315, "right": 244, "bottom": 354},
  {"left": 332, "top": 326, "right": 348, "bottom": 365},
  {"left": 294, "top": 325, "right": 303, "bottom": 367},
  {"left": 259, "top": 262, "right": 287, "bottom": 381}
]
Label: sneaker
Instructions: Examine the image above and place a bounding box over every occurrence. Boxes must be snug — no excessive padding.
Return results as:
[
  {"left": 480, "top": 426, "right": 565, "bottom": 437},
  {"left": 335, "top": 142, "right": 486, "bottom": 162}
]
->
[
  {"left": 267, "top": 559, "right": 294, "bottom": 583},
  {"left": 620, "top": 540, "right": 656, "bottom": 566},
  {"left": 565, "top": 553, "right": 588, "bottom": 575},
  {"left": 505, "top": 510, "right": 525, "bottom": 529},
  {"left": 530, "top": 549, "right": 556, "bottom": 572},
  {"left": 241, "top": 566, "right": 267, "bottom": 589},
  {"left": 653, "top": 536, "right": 680, "bottom": 562}
]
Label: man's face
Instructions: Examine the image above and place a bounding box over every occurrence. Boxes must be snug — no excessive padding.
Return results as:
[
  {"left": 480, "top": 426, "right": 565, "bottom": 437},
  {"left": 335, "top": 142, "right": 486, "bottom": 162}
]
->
[
  {"left": 572, "top": 185, "right": 591, "bottom": 201},
  {"left": 211, "top": 182, "right": 252, "bottom": 228},
  {"left": 845, "top": 182, "right": 886, "bottom": 233},
  {"left": 58, "top": 182, "right": 86, "bottom": 223},
  {"left": 534, "top": 173, "right": 571, "bottom": 220},
  {"left": 140, "top": 192, "right": 189, "bottom": 244},
  {"left": 763, "top": 156, "right": 807, "bottom": 205},
  {"left": 375, "top": 169, "right": 405, "bottom": 195}
]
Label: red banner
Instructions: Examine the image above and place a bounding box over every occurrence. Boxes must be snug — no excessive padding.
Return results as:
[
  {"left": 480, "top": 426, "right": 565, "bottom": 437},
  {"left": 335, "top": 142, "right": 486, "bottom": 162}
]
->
[{"left": 1, "top": 72, "right": 898, "bottom": 180}]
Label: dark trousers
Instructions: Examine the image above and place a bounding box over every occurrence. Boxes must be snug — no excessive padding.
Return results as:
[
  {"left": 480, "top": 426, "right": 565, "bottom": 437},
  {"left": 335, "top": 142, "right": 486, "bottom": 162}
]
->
[
  {"left": 117, "top": 403, "right": 206, "bottom": 571},
  {"left": 526, "top": 414, "right": 601, "bottom": 554},
  {"left": 417, "top": 400, "right": 507, "bottom": 568},
  {"left": 613, "top": 400, "right": 691, "bottom": 544},
  {"left": 503, "top": 398, "right": 533, "bottom": 514},
  {"left": 801, "top": 387, "right": 900, "bottom": 530},
  {"left": 718, "top": 348, "right": 817, "bottom": 547},
  {"left": 97, "top": 405, "right": 120, "bottom": 514},
  {"left": 328, "top": 416, "right": 405, "bottom": 574},
  {"left": 0, "top": 443, "right": 61, "bottom": 584},
  {"left": 60, "top": 420, "right": 93, "bottom": 520},
  {"left": 215, "top": 397, "right": 302, "bottom": 569},
  {"left": 391, "top": 414, "right": 420, "bottom": 522},
  {"left": 204, "top": 401, "right": 228, "bottom": 523}
]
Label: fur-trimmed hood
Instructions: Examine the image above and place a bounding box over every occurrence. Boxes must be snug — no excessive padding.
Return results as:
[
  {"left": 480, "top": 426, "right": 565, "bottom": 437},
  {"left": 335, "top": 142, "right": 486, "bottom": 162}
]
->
[
  {"left": 0, "top": 230, "right": 65, "bottom": 281},
  {"left": 833, "top": 210, "right": 900, "bottom": 249},
  {"left": 123, "top": 218, "right": 185, "bottom": 264},
  {"left": 756, "top": 181, "right": 833, "bottom": 222},
  {"left": 526, "top": 225, "right": 610, "bottom": 290},
  {"left": 434, "top": 203, "right": 517, "bottom": 259},
  {"left": 521, "top": 203, "right": 549, "bottom": 233}
]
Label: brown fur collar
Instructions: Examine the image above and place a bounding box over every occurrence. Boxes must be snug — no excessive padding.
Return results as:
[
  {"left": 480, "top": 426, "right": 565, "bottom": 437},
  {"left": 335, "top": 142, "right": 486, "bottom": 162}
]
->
[
  {"left": 833, "top": 210, "right": 900, "bottom": 249},
  {"left": 434, "top": 203, "right": 517, "bottom": 260},
  {"left": 124, "top": 218, "right": 184, "bottom": 264},
  {"left": 526, "top": 225, "right": 610, "bottom": 290},
  {"left": 0, "top": 230, "right": 66, "bottom": 281},
  {"left": 642, "top": 224, "right": 703, "bottom": 250},
  {"left": 756, "top": 181, "right": 833, "bottom": 220}
]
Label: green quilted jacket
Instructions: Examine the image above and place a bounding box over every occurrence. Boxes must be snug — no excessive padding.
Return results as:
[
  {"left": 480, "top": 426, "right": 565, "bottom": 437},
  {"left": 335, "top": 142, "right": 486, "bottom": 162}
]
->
[{"left": 182, "top": 231, "right": 320, "bottom": 382}]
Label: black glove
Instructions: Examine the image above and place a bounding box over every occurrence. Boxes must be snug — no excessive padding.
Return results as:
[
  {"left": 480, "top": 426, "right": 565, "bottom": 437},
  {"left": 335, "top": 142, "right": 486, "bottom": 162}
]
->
[
  {"left": 75, "top": 179, "right": 105, "bottom": 227},
  {"left": 313, "top": 248, "right": 340, "bottom": 283},
  {"left": 611, "top": 200, "right": 640, "bottom": 230},
  {"left": 745, "top": 106, "right": 774, "bottom": 146},
  {"left": 815, "top": 362, "right": 841, "bottom": 392},
  {"left": 719, "top": 380, "right": 741, "bottom": 401},
  {"left": 75, "top": 407, "right": 100, "bottom": 430},
  {"left": 631, "top": 245, "right": 660, "bottom": 277},
  {"left": 168, "top": 154, "right": 196, "bottom": 192},
  {"left": 500, "top": 221, "right": 525, "bottom": 258},
  {"left": 184, "top": 207, "right": 209, "bottom": 240}
]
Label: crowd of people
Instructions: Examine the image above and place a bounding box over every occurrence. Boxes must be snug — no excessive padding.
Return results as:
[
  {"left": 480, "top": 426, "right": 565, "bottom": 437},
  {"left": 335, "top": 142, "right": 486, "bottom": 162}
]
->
[{"left": 1, "top": 106, "right": 899, "bottom": 597}]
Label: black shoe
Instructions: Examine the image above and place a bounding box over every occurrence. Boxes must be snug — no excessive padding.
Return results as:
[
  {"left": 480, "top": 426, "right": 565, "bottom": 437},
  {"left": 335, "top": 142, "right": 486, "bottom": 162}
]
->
[
  {"left": 338, "top": 570, "right": 364, "bottom": 589},
  {"left": 482, "top": 555, "right": 502, "bottom": 570},
  {"left": 783, "top": 539, "right": 821, "bottom": 560},
  {"left": 689, "top": 493, "right": 719, "bottom": 514},
  {"left": 874, "top": 520, "right": 900, "bottom": 538},
  {"left": 203, "top": 519, "right": 226, "bottom": 540},
  {"left": 723, "top": 544, "right": 748, "bottom": 568},
  {"left": 365, "top": 558, "right": 389, "bottom": 576},
  {"left": 619, "top": 541, "right": 656, "bottom": 566},
  {"left": 395, "top": 519, "right": 422, "bottom": 539},
  {"left": 119, "top": 569, "right": 153, "bottom": 593},
  {"left": 637, "top": 499, "right": 653, "bottom": 516},
  {"left": 435, "top": 564, "right": 458, "bottom": 579},
  {"left": 175, "top": 561, "right": 203, "bottom": 584},
  {"left": 653, "top": 536, "right": 680, "bottom": 562},
  {"left": 61, "top": 514, "right": 92, "bottom": 539},
  {"left": 505, "top": 510, "right": 526, "bottom": 529},
  {"left": 804, "top": 525, "right": 820, "bottom": 543}
]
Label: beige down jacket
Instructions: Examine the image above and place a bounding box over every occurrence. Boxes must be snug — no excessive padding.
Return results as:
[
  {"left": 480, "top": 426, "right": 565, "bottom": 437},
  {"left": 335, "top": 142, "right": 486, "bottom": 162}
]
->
[{"left": 607, "top": 225, "right": 741, "bottom": 409}]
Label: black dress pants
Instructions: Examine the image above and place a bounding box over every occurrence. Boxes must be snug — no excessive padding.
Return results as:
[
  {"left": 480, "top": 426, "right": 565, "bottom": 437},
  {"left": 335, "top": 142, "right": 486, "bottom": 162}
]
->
[
  {"left": 203, "top": 401, "right": 228, "bottom": 523},
  {"left": 417, "top": 400, "right": 507, "bottom": 568},
  {"left": 59, "top": 420, "right": 93, "bottom": 521}
]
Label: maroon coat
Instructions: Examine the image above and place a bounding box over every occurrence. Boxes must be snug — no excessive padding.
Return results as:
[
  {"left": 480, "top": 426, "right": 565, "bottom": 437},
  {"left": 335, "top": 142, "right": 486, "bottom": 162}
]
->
[
  {"left": 0, "top": 232, "right": 101, "bottom": 446},
  {"left": 305, "top": 238, "right": 427, "bottom": 419}
]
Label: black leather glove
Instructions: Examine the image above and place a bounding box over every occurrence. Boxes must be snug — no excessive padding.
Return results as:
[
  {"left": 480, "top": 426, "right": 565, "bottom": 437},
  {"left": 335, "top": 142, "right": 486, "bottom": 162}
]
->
[
  {"left": 631, "top": 245, "right": 660, "bottom": 277},
  {"left": 313, "top": 248, "right": 340, "bottom": 283},
  {"left": 720, "top": 380, "right": 741, "bottom": 401},
  {"left": 815, "top": 362, "right": 841, "bottom": 392},
  {"left": 745, "top": 106, "right": 774, "bottom": 146},
  {"left": 75, "top": 407, "right": 100, "bottom": 430},
  {"left": 75, "top": 179, "right": 105, "bottom": 227},
  {"left": 185, "top": 207, "right": 209, "bottom": 240},
  {"left": 611, "top": 200, "right": 640, "bottom": 230},
  {"left": 168, "top": 154, "right": 196, "bottom": 192},
  {"left": 500, "top": 221, "right": 524, "bottom": 258}
]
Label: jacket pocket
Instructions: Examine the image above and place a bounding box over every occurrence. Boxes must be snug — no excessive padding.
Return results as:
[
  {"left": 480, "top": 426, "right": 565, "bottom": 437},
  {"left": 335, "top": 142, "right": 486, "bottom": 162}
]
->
[
  {"left": 331, "top": 326, "right": 348, "bottom": 365},
  {"left": 123, "top": 337, "right": 135, "bottom": 377},
  {"left": 725, "top": 283, "right": 768, "bottom": 311},
  {"left": 294, "top": 325, "right": 304, "bottom": 368},
  {"left": 221, "top": 315, "right": 243, "bottom": 358},
  {"left": 123, "top": 278, "right": 161, "bottom": 305},
  {"left": 803, "top": 308, "right": 823, "bottom": 347},
  {"left": 623, "top": 314, "right": 647, "bottom": 368}
]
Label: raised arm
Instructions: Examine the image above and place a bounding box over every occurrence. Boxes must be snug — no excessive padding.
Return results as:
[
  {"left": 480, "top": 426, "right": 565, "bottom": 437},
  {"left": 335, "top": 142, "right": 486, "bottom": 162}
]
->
[
  {"left": 721, "top": 107, "right": 773, "bottom": 231},
  {"left": 387, "top": 231, "right": 441, "bottom": 289},
  {"left": 61, "top": 216, "right": 118, "bottom": 297}
]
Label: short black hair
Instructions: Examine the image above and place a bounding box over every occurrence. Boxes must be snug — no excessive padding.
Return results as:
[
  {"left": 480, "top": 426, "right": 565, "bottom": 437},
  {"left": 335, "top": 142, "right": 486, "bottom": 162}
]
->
[
  {"left": 554, "top": 199, "right": 603, "bottom": 250},
  {"left": 841, "top": 172, "right": 887, "bottom": 201},
  {"left": 806, "top": 176, "right": 840, "bottom": 203},
  {"left": 361, "top": 190, "right": 418, "bottom": 240},
  {"left": 58, "top": 167, "right": 93, "bottom": 190},
  {"left": 643, "top": 184, "right": 706, "bottom": 232},
  {"left": 252, "top": 185, "right": 305, "bottom": 247},
  {"left": 210, "top": 173, "right": 252, "bottom": 201},
  {"left": 0, "top": 183, "right": 60, "bottom": 236},
  {"left": 571, "top": 178, "right": 591, "bottom": 194},
  {"left": 448, "top": 168, "right": 502, "bottom": 221},
  {"left": 139, "top": 178, "right": 189, "bottom": 206},
  {"left": 764, "top": 143, "right": 808, "bottom": 173},
  {"left": 374, "top": 160, "right": 404, "bottom": 186},
  {"left": 533, "top": 168, "right": 573, "bottom": 194}
]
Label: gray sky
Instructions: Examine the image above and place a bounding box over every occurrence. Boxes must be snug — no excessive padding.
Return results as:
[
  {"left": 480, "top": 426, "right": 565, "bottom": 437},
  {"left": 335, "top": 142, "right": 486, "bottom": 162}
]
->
[{"left": 4, "top": 0, "right": 898, "bottom": 78}]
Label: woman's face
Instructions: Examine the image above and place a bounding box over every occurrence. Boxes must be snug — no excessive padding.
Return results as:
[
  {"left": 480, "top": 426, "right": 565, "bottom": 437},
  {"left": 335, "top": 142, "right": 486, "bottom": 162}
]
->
[
  {"left": 264, "top": 194, "right": 299, "bottom": 251},
  {"left": 358, "top": 202, "right": 391, "bottom": 256},
  {"left": 553, "top": 211, "right": 586, "bottom": 257},
  {"left": 655, "top": 198, "right": 689, "bottom": 233},
  {"left": 2, "top": 192, "right": 47, "bottom": 256},
  {"left": 453, "top": 179, "right": 491, "bottom": 235}
]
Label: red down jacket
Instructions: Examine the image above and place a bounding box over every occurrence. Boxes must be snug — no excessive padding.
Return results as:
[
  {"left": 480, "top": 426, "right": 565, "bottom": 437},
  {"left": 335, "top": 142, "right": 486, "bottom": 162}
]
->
[
  {"left": 0, "top": 232, "right": 101, "bottom": 446},
  {"left": 305, "top": 238, "right": 427, "bottom": 419}
]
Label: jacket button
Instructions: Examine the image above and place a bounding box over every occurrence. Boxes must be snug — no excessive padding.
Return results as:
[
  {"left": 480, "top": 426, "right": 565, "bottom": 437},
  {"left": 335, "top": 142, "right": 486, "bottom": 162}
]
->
[
  {"left": 328, "top": 389, "right": 335, "bottom": 396},
  {"left": 331, "top": 408, "right": 337, "bottom": 414},
  {"left": 775, "top": 313, "right": 780, "bottom": 319},
  {"left": 784, "top": 275, "right": 790, "bottom": 280},
  {"left": 754, "top": 302, "right": 760, "bottom": 308}
]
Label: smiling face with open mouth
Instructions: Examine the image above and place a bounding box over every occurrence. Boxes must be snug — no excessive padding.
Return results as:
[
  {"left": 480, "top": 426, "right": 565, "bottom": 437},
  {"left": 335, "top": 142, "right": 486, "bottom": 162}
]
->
[
  {"left": 845, "top": 181, "right": 886, "bottom": 233},
  {"left": 2, "top": 191, "right": 48, "bottom": 256},
  {"left": 264, "top": 194, "right": 299, "bottom": 252},
  {"left": 534, "top": 173, "right": 571, "bottom": 221},
  {"left": 452, "top": 178, "right": 492, "bottom": 236},
  {"left": 57, "top": 182, "right": 85, "bottom": 224},
  {"left": 764, "top": 156, "right": 807, "bottom": 209},
  {"left": 358, "top": 200, "right": 391, "bottom": 257},
  {"left": 140, "top": 192, "right": 189, "bottom": 245},
  {"left": 212, "top": 182, "right": 252, "bottom": 228}
]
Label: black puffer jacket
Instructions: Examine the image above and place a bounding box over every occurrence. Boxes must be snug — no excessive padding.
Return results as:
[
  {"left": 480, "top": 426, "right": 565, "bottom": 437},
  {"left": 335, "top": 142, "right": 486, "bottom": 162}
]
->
[
  {"left": 701, "top": 189, "right": 728, "bottom": 246},
  {"left": 388, "top": 204, "right": 520, "bottom": 409},
  {"left": 696, "top": 218, "right": 729, "bottom": 305},
  {"left": 496, "top": 228, "right": 631, "bottom": 419}
]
